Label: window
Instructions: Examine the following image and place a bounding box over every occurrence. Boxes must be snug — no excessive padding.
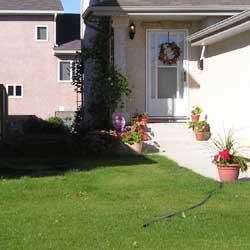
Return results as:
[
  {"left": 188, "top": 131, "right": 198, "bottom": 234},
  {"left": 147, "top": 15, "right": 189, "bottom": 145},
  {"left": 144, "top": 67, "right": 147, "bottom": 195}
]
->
[
  {"left": 6, "top": 84, "right": 23, "bottom": 98},
  {"left": 58, "top": 60, "right": 73, "bottom": 82},
  {"left": 36, "top": 25, "right": 48, "bottom": 41}
]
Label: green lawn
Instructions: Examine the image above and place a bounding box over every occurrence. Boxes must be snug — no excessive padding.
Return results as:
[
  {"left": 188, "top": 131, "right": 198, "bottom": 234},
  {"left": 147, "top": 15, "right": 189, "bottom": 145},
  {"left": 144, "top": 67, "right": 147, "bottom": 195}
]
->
[{"left": 0, "top": 155, "right": 250, "bottom": 250}]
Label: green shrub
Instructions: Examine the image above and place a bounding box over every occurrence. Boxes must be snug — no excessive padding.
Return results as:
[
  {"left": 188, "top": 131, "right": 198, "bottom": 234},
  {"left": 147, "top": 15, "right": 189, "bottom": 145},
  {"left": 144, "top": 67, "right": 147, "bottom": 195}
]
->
[
  {"left": 23, "top": 117, "right": 69, "bottom": 135},
  {"left": 79, "top": 131, "right": 120, "bottom": 155},
  {"left": 46, "top": 117, "right": 64, "bottom": 126}
]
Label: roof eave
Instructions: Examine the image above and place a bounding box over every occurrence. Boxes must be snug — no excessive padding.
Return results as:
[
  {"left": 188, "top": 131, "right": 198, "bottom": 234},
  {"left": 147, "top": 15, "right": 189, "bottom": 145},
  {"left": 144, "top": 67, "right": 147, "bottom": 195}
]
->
[
  {"left": 54, "top": 50, "right": 81, "bottom": 55},
  {"left": 0, "top": 10, "right": 64, "bottom": 15},
  {"left": 83, "top": 5, "right": 249, "bottom": 18},
  {"left": 190, "top": 20, "right": 250, "bottom": 46},
  {"left": 188, "top": 9, "right": 250, "bottom": 46}
]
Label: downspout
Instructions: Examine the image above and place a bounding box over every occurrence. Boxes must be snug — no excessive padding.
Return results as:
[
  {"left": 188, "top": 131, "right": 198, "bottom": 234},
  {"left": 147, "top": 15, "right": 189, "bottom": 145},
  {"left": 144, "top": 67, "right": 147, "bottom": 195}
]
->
[
  {"left": 199, "top": 45, "right": 206, "bottom": 70},
  {"left": 54, "top": 12, "right": 58, "bottom": 47},
  {"left": 200, "top": 45, "right": 206, "bottom": 60}
]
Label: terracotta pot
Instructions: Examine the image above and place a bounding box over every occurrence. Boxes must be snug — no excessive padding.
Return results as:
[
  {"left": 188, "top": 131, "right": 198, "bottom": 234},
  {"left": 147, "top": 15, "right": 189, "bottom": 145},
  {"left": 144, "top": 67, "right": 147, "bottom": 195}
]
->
[
  {"left": 217, "top": 164, "right": 240, "bottom": 182},
  {"left": 195, "top": 131, "right": 211, "bottom": 141},
  {"left": 126, "top": 142, "right": 143, "bottom": 154},
  {"left": 191, "top": 115, "right": 200, "bottom": 122}
]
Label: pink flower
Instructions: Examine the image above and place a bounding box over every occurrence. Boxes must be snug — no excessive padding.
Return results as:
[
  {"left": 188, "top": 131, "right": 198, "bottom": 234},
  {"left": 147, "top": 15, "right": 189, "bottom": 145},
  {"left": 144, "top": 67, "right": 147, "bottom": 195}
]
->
[
  {"left": 143, "top": 134, "right": 149, "bottom": 141},
  {"left": 219, "top": 149, "right": 230, "bottom": 161},
  {"left": 214, "top": 154, "right": 219, "bottom": 162}
]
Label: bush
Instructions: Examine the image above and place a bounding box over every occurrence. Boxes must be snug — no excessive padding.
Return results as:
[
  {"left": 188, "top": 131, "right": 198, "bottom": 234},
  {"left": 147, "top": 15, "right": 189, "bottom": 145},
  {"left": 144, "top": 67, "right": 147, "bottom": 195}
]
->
[
  {"left": 23, "top": 117, "right": 69, "bottom": 135},
  {"left": 79, "top": 131, "right": 120, "bottom": 155},
  {"left": 46, "top": 117, "right": 65, "bottom": 126},
  {"left": 0, "top": 137, "right": 76, "bottom": 157},
  {"left": 23, "top": 117, "right": 45, "bottom": 135}
]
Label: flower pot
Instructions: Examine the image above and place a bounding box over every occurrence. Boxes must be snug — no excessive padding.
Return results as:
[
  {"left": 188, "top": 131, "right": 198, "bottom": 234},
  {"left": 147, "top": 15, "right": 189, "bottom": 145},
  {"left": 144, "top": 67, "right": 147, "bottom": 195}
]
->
[
  {"left": 126, "top": 142, "right": 143, "bottom": 154},
  {"left": 217, "top": 164, "right": 240, "bottom": 182},
  {"left": 195, "top": 131, "right": 211, "bottom": 141},
  {"left": 191, "top": 115, "right": 200, "bottom": 122}
]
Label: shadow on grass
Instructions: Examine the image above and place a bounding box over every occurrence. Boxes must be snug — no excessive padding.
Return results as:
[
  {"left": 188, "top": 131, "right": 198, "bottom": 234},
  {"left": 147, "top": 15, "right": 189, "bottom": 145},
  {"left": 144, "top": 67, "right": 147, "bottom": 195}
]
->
[{"left": 0, "top": 154, "right": 157, "bottom": 179}]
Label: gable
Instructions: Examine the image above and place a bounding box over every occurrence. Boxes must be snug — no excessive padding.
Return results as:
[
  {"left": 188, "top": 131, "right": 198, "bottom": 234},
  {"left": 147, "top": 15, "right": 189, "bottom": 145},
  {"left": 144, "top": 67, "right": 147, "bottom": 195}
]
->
[{"left": 0, "top": 0, "right": 63, "bottom": 11}]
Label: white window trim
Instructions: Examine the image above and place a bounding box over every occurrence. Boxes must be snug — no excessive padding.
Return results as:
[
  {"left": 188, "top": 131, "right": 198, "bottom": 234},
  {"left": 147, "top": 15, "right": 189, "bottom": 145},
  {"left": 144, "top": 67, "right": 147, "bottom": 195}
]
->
[
  {"left": 35, "top": 25, "right": 49, "bottom": 42},
  {"left": 6, "top": 84, "right": 23, "bottom": 99},
  {"left": 58, "top": 60, "right": 73, "bottom": 83}
]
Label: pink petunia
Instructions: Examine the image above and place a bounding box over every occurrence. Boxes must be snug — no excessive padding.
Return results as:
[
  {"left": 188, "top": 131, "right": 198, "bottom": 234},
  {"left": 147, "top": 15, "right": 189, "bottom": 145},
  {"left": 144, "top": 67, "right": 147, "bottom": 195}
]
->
[
  {"left": 219, "top": 149, "right": 230, "bottom": 161},
  {"left": 214, "top": 154, "right": 219, "bottom": 162}
]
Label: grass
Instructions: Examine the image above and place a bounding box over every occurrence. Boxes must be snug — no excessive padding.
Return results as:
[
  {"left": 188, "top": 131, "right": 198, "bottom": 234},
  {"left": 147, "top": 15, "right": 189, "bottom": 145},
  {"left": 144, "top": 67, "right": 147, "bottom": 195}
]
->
[{"left": 0, "top": 155, "right": 250, "bottom": 250}]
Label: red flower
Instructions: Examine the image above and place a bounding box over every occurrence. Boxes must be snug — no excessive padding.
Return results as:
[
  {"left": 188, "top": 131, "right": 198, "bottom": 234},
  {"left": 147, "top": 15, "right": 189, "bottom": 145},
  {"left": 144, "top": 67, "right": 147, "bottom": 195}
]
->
[
  {"left": 214, "top": 154, "right": 219, "bottom": 162},
  {"left": 143, "top": 134, "right": 149, "bottom": 141},
  {"left": 127, "top": 135, "right": 132, "bottom": 140},
  {"left": 117, "top": 132, "right": 122, "bottom": 139},
  {"left": 219, "top": 149, "right": 230, "bottom": 161},
  {"left": 139, "top": 129, "right": 145, "bottom": 135}
]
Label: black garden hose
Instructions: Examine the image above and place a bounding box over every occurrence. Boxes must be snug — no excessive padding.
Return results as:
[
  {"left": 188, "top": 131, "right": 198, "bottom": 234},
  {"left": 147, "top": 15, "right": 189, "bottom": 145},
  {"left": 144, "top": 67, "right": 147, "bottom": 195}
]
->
[{"left": 143, "top": 182, "right": 223, "bottom": 227}]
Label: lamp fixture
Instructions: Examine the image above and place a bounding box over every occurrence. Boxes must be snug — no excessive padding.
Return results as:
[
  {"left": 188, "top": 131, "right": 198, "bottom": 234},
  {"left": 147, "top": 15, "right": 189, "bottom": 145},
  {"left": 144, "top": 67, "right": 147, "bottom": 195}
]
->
[{"left": 128, "top": 22, "right": 136, "bottom": 40}]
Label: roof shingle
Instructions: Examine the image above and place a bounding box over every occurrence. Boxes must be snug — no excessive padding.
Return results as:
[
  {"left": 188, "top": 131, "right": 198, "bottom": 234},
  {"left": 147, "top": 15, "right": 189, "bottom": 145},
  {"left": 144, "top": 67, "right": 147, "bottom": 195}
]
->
[{"left": 0, "top": 0, "right": 63, "bottom": 11}]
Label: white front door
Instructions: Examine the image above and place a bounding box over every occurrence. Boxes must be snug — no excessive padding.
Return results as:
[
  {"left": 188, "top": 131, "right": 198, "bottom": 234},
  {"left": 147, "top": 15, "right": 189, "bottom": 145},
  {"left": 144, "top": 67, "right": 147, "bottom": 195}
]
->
[{"left": 146, "top": 30, "right": 188, "bottom": 118}]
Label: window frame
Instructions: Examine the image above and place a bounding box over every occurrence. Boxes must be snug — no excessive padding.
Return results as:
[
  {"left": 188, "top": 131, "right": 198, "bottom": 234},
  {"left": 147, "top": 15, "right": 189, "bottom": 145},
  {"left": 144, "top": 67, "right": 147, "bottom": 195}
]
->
[
  {"left": 6, "top": 84, "right": 23, "bottom": 98},
  {"left": 58, "top": 60, "right": 73, "bottom": 83},
  {"left": 35, "top": 25, "right": 49, "bottom": 42}
]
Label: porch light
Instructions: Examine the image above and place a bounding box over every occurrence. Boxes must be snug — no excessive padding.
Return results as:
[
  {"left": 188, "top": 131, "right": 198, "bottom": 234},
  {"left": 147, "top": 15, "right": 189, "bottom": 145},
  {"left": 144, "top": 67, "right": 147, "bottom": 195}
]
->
[{"left": 128, "top": 22, "right": 136, "bottom": 40}]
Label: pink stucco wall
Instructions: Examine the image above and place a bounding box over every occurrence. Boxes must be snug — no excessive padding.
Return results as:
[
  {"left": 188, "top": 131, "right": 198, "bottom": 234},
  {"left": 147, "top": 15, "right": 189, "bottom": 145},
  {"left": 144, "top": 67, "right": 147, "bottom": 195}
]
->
[{"left": 0, "top": 15, "right": 78, "bottom": 119}]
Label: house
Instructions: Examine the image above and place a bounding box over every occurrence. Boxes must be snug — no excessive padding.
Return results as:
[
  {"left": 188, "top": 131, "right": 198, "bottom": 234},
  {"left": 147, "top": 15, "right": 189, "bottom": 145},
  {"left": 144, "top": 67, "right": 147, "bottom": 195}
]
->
[
  {"left": 83, "top": 0, "right": 250, "bottom": 139},
  {"left": 187, "top": 9, "right": 250, "bottom": 141},
  {"left": 0, "top": 0, "right": 81, "bottom": 121}
]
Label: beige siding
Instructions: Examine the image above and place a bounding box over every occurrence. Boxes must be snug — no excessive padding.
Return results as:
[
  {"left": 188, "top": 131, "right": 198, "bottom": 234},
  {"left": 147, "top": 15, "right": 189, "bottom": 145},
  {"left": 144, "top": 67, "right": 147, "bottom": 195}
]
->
[{"left": 202, "top": 30, "right": 250, "bottom": 142}]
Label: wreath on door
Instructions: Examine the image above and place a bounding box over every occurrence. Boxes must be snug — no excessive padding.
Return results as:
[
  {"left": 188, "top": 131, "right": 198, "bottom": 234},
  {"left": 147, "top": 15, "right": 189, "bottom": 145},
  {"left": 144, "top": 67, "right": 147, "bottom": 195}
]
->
[{"left": 159, "top": 42, "right": 181, "bottom": 65}]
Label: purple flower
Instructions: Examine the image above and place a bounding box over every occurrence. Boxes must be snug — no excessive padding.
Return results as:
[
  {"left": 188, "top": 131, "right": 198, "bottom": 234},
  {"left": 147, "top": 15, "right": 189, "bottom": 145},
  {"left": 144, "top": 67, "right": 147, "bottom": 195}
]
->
[{"left": 121, "top": 126, "right": 132, "bottom": 133}]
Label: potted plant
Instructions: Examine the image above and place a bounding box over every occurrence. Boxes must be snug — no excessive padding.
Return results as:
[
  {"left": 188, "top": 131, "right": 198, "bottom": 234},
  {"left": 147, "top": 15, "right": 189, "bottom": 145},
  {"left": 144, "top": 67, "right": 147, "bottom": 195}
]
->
[
  {"left": 132, "top": 112, "right": 149, "bottom": 127},
  {"left": 194, "top": 120, "right": 211, "bottom": 141},
  {"left": 187, "top": 121, "right": 197, "bottom": 131},
  {"left": 191, "top": 106, "right": 203, "bottom": 122},
  {"left": 121, "top": 125, "right": 149, "bottom": 154},
  {"left": 212, "top": 129, "right": 250, "bottom": 182}
]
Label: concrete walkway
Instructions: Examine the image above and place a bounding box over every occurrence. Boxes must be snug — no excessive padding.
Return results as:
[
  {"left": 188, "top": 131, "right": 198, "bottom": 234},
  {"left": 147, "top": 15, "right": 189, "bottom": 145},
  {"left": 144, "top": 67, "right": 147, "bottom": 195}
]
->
[{"left": 146, "top": 123, "right": 250, "bottom": 181}]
